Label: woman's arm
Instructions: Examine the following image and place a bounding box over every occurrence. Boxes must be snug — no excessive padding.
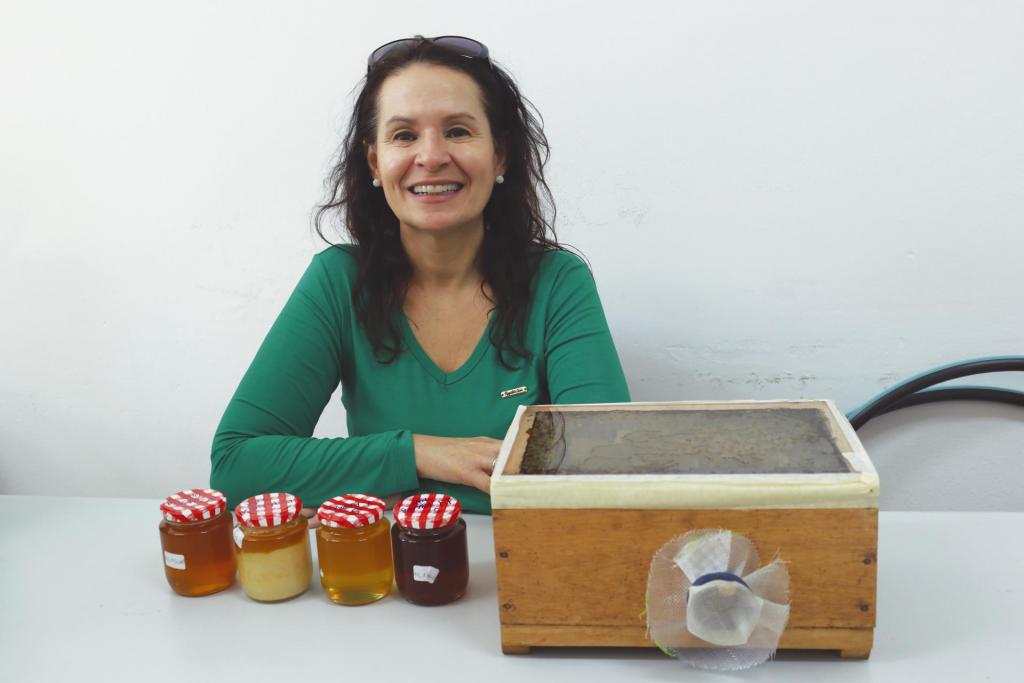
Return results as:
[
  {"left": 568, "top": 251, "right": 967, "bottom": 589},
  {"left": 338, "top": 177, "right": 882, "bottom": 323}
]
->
[
  {"left": 210, "top": 252, "right": 501, "bottom": 508},
  {"left": 542, "top": 251, "right": 631, "bottom": 404},
  {"left": 210, "top": 253, "right": 419, "bottom": 507}
]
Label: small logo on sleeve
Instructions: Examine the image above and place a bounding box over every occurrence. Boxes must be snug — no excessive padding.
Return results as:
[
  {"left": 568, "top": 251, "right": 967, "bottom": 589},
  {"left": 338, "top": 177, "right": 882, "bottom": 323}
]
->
[{"left": 500, "top": 386, "right": 528, "bottom": 399}]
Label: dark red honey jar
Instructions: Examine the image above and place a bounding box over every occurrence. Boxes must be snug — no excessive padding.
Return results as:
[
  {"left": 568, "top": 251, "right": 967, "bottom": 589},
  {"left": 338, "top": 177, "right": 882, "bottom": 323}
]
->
[{"left": 391, "top": 493, "right": 468, "bottom": 606}]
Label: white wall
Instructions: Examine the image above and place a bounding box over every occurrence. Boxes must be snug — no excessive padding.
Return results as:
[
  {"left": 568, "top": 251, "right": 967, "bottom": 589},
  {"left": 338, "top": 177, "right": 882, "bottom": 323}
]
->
[{"left": 2, "top": 0, "right": 1021, "bottom": 510}]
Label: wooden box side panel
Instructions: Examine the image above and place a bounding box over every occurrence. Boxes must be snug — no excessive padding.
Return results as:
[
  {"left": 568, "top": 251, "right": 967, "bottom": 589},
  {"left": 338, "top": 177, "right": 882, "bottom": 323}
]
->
[
  {"left": 500, "top": 624, "right": 874, "bottom": 658},
  {"left": 493, "top": 508, "right": 877, "bottom": 629}
]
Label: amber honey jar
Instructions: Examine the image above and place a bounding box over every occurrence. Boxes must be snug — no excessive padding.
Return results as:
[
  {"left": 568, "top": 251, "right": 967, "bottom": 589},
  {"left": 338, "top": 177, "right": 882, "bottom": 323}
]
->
[
  {"left": 158, "top": 488, "right": 236, "bottom": 596},
  {"left": 234, "top": 493, "right": 312, "bottom": 602},
  {"left": 391, "top": 493, "right": 468, "bottom": 606},
  {"left": 315, "top": 494, "right": 394, "bottom": 605}
]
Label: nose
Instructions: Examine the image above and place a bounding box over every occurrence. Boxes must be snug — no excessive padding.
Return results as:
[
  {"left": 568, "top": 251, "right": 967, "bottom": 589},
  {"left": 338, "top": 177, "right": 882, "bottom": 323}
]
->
[{"left": 415, "top": 130, "right": 450, "bottom": 171}]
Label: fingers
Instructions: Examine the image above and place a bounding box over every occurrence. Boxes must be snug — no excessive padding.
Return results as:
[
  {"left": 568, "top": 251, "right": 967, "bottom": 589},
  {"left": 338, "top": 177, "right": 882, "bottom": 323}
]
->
[
  {"left": 476, "top": 438, "right": 501, "bottom": 468},
  {"left": 470, "top": 446, "right": 502, "bottom": 493},
  {"left": 472, "top": 436, "right": 503, "bottom": 450},
  {"left": 300, "top": 507, "right": 319, "bottom": 529},
  {"left": 465, "top": 466, "right": 492, "bottom": 494},
  {"left": 381, "top": 494, "right": 405, "bottom": 508},
  {"left": 468, "top": 438, "right": 500, "bottom": 492},
  {"left": 412, "top": 433, "right": 502, "bottom": 494},
  {"left": 481, "top": 451, "right": 498, "bottom": 473}
]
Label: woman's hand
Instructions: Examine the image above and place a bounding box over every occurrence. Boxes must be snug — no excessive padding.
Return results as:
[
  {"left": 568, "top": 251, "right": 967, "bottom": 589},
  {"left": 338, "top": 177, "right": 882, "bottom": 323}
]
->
[
  {"left": 300, "top": 507, "right": 319, "bottom": 529},
  {"left": 413, "top": 434, "right": 502, "bottom": 494}
]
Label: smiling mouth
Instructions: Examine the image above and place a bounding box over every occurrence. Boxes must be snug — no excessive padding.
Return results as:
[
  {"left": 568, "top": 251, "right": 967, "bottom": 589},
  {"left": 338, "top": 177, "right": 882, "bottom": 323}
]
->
[{"left": 409, "top": 183, "right": 464, "bottom": 196}]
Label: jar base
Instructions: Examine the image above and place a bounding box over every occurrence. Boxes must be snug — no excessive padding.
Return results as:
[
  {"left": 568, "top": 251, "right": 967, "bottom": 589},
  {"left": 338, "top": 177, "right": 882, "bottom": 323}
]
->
[
  {"left": 168, "top": 579, "right": 235, "bottom": 598},
  {"left": 325, "top": 587, "right": 391, "bottom": 605},
  {"left": 399, "top": 589, "right": 466, "bottom": 606},
  {"left": 243, "top": 585, "right": 310, "bottom": 603}
]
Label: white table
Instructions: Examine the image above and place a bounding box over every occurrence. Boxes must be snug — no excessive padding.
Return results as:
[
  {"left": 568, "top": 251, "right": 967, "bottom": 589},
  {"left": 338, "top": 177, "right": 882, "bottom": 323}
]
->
[{"left": 1, "top": 496, "right": 1021, "bottom": 681}]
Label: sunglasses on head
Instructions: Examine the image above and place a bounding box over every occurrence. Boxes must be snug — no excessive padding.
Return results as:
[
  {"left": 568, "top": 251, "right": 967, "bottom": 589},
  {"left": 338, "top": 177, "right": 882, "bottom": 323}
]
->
[{"left": 367, "top": 35, "right": 490, "bottom": 72}]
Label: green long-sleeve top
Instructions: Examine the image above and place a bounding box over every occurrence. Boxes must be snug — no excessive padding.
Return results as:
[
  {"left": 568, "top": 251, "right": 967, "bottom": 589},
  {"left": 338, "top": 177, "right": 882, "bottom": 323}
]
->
[{"left": 210, "top": 245, "right": 630, "bottom": 513}]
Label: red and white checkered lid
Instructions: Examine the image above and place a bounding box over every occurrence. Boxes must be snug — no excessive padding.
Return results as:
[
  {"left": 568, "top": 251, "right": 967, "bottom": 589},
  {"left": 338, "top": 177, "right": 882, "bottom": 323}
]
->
[
  {"left": 393, "top": 493, "right": 462, "bottom": 529},
  {"left": 234, "top": 493, "right": 302, "bottom": 528},
  {"left": 160, "top": 488, "right": 227, "bottom": 523},
  {"left": 318, "top": 494, "right": 386, "bottom": 528}
]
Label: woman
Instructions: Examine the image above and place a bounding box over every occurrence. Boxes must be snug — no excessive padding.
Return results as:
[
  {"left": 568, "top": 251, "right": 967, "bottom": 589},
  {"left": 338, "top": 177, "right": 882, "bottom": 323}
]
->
[{"left": 211, "top": 36, "right": 629, "bottom": 514}]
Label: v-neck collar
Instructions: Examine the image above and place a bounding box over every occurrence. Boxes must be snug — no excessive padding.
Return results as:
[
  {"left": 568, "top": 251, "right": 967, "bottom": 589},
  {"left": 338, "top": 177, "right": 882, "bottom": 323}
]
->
[{"left": 400, "top": 311, "right": 494, "bottom": 386}]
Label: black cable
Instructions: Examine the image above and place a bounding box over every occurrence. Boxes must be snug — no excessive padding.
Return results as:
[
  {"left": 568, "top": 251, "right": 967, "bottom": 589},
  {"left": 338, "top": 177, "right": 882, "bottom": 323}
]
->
[
  {"left": 848, "top": 356, "right": 1024, "bottom": 430},
  {"left": 878, "top": 386, "right": 1024, "bottom": 418}
]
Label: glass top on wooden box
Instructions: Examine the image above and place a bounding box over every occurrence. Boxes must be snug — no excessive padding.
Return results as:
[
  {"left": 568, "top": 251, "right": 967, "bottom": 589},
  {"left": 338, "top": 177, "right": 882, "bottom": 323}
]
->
[{"left": 518, "top": 405, "right": 852, "bottom": 476}]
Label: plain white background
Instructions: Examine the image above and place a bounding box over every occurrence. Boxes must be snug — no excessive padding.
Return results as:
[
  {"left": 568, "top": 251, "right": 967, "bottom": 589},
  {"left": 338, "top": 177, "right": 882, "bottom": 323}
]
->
[{"left": 1, "top": 0, "right": 1021, "bottom": 509}]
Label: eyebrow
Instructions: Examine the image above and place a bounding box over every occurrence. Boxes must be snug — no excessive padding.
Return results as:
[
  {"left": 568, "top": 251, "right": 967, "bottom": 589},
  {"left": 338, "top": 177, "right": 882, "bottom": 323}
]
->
[{"left": 383, "top": 112, "right": 479, "bottom": 127}]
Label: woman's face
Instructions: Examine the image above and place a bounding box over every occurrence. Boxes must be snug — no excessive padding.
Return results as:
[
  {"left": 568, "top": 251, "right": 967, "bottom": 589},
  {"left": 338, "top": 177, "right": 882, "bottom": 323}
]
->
[{"left": 367, "top": 63, "right": 506, "bottom": 236}]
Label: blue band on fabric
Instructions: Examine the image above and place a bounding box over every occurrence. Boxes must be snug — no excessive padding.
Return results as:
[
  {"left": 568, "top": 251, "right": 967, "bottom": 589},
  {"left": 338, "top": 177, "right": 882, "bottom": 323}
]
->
[{"left": 691, "top": 572, "right": 750, "bottom": 589}]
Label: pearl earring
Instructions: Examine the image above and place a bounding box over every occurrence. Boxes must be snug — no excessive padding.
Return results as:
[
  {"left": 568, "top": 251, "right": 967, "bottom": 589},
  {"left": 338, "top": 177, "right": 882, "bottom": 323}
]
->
[
  {"left": 372, "top": 178, "right": 381, "bottom": 188},
  {"left": 495, "top": 175, "right": 504, "bottom": 185}
]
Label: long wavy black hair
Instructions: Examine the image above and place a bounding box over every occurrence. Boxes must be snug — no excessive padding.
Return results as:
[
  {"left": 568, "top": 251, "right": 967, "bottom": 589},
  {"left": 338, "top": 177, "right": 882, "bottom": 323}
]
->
[{"left": 314, "top": 37, "right": 568, "bottom": 369}]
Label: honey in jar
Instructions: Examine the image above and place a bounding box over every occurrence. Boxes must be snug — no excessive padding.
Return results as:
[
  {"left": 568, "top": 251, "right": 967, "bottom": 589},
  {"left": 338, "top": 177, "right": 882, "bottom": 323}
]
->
[
  {"left": 391, "top": 493, "right": 468, "bottom": 606},
  {"left": 234, "top": 493, "right": 312, "bottom": 602},
  {"left": 316, "top": 494, "right": 393, "bottom": 605},
  {"left": 158, "top": 488, "right": 236, "bottom": 596}
]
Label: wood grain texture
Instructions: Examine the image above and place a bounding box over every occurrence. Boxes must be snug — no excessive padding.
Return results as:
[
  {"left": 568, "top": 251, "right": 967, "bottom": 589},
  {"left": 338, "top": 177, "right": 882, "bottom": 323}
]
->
[
  {"left": 499, "top": 624, "right": 874, "bottom": 656},
  {"left": 503, "top": 410, "right": 533, "bottom": 476},
  {"left": 493, "top": 508, "right": 878, "bottom": 632}
]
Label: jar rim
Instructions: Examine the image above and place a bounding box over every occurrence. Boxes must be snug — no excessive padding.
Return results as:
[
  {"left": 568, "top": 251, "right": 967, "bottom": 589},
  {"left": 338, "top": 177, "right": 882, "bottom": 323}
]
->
[
  {"left": 235, "top": 493, "right": 303, "bottom": 528},
  {"left": 160, "top": 488, "right": 227, "bottom": 523},
  {"left": 318, "top": 493, "right": 386, "bottom": 527},
  {"left": 393, "top": 493, "right": 462, "bottom": 529}
]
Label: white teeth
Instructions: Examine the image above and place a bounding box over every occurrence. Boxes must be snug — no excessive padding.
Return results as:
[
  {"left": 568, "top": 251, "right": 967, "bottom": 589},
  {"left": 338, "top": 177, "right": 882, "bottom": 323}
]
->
[{"left": 412, "top": 183, "right": 462, "bottom": 195}]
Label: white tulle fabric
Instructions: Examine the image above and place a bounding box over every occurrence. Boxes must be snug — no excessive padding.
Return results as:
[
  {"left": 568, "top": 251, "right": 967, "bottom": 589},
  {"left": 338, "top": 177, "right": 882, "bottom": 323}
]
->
[{"left": 646, "top": 529, "right": 790, "bottom": 671}]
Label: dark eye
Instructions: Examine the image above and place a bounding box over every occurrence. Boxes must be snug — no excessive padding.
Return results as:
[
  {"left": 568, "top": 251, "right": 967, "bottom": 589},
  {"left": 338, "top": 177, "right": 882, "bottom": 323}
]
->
[
  {"left": 447, "top": 127, "right": 470, "bottom": 138},
  {"left": 392, "top": 131, "right": 415, "bottom": 142}
]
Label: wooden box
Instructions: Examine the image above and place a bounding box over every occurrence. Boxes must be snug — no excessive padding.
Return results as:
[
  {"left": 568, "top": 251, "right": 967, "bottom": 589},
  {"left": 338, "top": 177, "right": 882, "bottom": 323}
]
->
[{"left": 491, "top": 400, "right": 879, "bottom": 657}]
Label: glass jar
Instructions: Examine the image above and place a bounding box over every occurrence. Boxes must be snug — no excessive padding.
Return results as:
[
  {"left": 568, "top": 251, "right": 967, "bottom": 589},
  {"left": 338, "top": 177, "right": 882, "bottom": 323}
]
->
[
  {"left": 234, "top": 493, "right": 312, "bottom": 602},
  {"left": 391, "top": 494, "right": 468, "bottom": 606},
  {"left": 158, "top": 488, "right": 236, "bottom": 596},
  {"left": 316, "top": 494, "right": 393, "bottom": 605}
]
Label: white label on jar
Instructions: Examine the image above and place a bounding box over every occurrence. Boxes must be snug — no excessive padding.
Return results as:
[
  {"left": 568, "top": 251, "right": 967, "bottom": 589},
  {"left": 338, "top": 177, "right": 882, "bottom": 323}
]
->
[
  {"left": 233, "top": 526, "right": 244, "bottom": 548},
  {"left": 164, "top": 551, "right": 186, "bottom": 570},
  {"left": 413, "top": 565, "right": 440, "bottom": 584}
]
